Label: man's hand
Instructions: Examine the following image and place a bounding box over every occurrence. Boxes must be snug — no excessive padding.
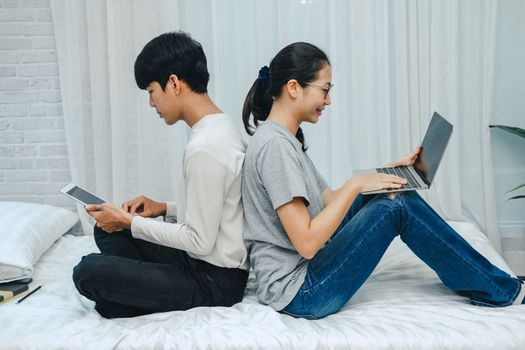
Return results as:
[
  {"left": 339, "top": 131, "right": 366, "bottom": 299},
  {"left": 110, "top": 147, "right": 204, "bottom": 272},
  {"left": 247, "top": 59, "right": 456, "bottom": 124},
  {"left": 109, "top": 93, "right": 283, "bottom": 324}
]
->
[
  {"left": 386, "top": 146, "right": 421, "bottom": 167},
  {"left": 85, "top": 203, "right": 133, "bottom": 233},
  {"left": 122, "top": 195, "right": 167, "bottom": 218}
]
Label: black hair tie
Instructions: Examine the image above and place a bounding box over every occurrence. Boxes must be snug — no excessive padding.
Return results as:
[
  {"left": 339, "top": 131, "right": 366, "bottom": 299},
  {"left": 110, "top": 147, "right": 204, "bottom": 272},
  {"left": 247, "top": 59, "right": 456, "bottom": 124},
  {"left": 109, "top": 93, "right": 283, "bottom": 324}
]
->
[
  {"left": 258, "top": 65, "right": 269, "bottom": 80},
  {"left": 258, "top": 65, "right": 269, "bottom": 89}
]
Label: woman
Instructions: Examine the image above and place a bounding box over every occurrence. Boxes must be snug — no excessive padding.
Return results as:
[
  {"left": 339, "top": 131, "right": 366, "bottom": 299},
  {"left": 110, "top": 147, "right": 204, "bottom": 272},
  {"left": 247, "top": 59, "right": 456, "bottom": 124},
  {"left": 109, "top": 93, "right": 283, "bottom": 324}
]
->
[{"left": 241, "top": 42, "right": 524, "bottom": 319}]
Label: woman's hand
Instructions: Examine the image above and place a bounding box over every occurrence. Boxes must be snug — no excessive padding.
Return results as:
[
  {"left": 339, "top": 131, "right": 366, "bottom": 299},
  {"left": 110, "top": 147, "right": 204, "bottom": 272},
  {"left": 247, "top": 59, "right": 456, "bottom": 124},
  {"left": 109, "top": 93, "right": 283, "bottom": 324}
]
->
[
  {"left": 386, "top": 146, "right": 421, "bottom": 167},
  {"left": 122, "top": 195, "right": 166, "bottom": 218},
  {"left": 349, "top": 173, "right": 407, "bottom": 193}
]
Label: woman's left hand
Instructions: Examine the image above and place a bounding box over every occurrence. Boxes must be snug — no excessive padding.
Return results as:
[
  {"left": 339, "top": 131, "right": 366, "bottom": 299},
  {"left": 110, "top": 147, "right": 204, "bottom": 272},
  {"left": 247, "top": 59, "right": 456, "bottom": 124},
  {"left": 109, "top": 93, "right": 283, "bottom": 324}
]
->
[{"left": 386, "top": 146, "right": 421, "bottom": 167}]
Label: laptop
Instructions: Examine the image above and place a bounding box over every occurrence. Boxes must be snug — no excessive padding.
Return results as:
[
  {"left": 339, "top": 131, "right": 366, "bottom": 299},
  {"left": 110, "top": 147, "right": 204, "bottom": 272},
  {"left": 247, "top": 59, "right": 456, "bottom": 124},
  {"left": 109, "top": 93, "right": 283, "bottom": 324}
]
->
[{"left": 353, "top": 112, "right": 453, "bottom": 194}]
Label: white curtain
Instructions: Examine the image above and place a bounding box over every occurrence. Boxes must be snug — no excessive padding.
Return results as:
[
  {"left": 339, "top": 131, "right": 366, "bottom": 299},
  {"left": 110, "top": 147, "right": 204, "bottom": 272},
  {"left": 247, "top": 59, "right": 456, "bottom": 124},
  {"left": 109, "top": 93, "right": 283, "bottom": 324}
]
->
[{"left": 51, "top": 0, "right": 501, "bottom": 251}]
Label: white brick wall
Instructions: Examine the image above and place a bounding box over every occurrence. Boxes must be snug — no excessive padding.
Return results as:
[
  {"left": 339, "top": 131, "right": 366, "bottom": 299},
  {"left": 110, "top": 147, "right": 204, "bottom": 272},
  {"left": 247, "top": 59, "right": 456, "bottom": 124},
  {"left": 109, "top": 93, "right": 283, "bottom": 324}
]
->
[{"left": 0, "top": 0, "right": 73, "bottom": 209}]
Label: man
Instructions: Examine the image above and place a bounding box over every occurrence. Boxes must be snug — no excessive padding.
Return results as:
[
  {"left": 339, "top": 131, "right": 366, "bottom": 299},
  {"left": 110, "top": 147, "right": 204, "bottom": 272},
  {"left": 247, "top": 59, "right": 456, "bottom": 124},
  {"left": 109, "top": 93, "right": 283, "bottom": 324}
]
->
[{"left": 72, "top": 32, "right": 248, "bottom": 318}]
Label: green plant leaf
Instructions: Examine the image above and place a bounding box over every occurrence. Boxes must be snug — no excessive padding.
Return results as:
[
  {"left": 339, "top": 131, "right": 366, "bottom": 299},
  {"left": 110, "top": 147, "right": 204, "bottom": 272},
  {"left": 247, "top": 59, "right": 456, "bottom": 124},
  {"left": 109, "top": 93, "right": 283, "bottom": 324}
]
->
[
  {"left": 507, "top": 195, "right": 525, "bottom": 201},
  {"left": 506, "top": 183, "right": 525, "bottom": 193},
  {"left": 489, "top": 125, "right": 525, "bottom": 140}
]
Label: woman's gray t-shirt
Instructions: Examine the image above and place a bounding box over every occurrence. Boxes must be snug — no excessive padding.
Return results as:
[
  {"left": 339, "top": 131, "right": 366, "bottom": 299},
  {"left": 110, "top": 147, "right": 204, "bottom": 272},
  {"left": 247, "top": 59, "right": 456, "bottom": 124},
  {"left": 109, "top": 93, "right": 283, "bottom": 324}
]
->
[{"left": 242, "top": 121, "right": 328, "bottom": 311}]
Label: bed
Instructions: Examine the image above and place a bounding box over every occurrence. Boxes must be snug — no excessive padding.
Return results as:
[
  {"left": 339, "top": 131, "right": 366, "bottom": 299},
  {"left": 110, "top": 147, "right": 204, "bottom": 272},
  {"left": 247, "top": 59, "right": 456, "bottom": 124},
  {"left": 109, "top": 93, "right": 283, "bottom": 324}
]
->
[{"left": 1, "top": 202, "right": 524, "bottom": 350}]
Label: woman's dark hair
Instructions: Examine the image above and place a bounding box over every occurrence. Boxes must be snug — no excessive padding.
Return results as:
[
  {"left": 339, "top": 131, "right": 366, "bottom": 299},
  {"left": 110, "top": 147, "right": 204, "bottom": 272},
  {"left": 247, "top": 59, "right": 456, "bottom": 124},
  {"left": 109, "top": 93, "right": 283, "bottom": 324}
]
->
[
  {"left": 242, "top": 42, "right": 330, "bottom": 151},
  {"left": 134, "top": 31, "right": 209, "bottom": 93}
]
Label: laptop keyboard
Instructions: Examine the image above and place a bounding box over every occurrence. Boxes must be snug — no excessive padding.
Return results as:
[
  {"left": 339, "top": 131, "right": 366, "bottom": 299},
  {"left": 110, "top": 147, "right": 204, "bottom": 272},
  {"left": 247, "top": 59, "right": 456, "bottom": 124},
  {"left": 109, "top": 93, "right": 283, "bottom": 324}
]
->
[{"left": 376, "top": 166, "right": 420, "bottom": 190}]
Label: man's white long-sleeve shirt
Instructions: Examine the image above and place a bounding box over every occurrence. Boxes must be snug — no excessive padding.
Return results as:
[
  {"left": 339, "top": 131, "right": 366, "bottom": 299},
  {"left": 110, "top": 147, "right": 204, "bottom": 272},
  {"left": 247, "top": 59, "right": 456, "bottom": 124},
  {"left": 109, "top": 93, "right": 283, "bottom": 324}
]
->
[{"left": 131, "top": 114, "right": 248, "bottom": 270}]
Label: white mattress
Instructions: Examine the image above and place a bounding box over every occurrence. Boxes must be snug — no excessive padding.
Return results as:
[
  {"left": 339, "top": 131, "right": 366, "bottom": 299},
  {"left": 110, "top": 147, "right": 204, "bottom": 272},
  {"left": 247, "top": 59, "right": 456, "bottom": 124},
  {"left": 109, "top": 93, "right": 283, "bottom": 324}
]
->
[{"left": 1, "top": 221, "right": 524, "bottom": 350}]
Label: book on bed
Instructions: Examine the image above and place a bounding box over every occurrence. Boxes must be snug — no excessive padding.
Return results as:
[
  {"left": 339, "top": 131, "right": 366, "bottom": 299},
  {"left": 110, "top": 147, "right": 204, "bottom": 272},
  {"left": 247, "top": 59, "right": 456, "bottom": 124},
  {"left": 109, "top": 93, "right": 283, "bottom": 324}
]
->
[{"left": 0, "top": 279, "right": 30, "bottom": 303}]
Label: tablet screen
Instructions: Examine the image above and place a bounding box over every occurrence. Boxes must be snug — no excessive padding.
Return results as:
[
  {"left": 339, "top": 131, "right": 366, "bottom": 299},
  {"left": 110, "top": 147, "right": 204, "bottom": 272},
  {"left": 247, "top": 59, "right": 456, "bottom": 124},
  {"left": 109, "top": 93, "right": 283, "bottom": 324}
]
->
[{"left": 67, "top": 186, "right": 105, "bottom": 205}]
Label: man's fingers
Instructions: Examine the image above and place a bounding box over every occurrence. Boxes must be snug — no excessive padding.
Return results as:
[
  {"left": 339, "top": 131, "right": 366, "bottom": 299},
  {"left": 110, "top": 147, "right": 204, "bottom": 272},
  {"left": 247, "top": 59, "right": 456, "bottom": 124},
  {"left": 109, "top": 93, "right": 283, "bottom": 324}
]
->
[
  {"left": 129, "top": 202, "right": 143, "bottom": 215},
  {"left": 85, "top": 204, "right": 102, "bottom": 212},
  {"left": 138, "top": 209, "right": 151, "bottom": 217},
  {"left": 90, "top": 210, "right": 103, "bottom": 220}
]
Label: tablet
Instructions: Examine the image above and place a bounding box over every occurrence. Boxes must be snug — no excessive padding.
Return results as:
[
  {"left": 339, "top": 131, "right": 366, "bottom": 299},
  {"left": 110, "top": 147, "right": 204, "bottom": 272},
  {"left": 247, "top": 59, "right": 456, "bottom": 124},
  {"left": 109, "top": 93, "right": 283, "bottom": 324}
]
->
[{"left": 60, "top": 183, "right": 105, "bottom": 206}]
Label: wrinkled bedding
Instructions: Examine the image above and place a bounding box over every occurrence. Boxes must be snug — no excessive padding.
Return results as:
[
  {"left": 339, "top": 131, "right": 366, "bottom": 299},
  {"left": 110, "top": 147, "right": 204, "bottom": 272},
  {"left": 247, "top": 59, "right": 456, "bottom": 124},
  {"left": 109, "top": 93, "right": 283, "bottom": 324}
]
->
[{"left": 1, "top": 221, "right": 524, "bottom": 349}]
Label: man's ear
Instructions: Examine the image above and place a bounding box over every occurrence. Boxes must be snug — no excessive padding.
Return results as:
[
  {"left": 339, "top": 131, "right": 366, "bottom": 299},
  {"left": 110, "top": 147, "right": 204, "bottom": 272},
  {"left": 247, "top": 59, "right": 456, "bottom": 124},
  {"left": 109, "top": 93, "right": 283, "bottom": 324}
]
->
[
  {"left": 286, "top": 79, "right": 300, "bottom": 99},
  {"left": 167, "top": 74, "right": 182, "bottom": 94}
]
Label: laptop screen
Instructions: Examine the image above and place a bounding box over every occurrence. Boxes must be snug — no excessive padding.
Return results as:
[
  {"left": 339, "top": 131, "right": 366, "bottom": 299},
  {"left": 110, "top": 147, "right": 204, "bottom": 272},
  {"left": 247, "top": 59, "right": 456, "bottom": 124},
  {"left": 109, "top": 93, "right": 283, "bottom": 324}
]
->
[{"left": 413, "top": 112, "right": 453, "bottom": 186}]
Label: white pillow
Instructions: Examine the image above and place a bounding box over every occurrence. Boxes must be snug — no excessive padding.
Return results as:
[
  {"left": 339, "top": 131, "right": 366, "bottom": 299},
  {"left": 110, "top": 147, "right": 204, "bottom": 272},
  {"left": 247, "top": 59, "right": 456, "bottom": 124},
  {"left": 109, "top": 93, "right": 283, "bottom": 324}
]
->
[{"left": 0, "top": 201, "right": 79, "bottom": 283}]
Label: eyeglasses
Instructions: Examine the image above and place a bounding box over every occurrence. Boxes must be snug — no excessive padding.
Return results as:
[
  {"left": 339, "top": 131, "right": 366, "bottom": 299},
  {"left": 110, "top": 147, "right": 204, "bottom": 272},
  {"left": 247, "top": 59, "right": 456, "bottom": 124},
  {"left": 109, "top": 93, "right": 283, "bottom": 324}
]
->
[{"left": 305, "top": 82, "right": 333, "bottom": 99}]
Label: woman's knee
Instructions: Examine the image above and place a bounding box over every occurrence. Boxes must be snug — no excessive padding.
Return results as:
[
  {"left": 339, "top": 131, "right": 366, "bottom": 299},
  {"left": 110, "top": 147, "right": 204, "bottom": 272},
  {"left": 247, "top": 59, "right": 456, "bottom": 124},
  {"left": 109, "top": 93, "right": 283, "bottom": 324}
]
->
[{"left": 400, "top": 190, "right": 424, "bottom": 204}]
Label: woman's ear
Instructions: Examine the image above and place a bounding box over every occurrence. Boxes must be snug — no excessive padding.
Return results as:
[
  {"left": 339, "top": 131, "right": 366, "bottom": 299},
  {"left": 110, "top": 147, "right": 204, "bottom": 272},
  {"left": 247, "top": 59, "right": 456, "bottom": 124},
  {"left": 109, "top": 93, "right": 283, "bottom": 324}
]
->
[{"left": 286, "top": 79, "right": 300, "bottom": 99}]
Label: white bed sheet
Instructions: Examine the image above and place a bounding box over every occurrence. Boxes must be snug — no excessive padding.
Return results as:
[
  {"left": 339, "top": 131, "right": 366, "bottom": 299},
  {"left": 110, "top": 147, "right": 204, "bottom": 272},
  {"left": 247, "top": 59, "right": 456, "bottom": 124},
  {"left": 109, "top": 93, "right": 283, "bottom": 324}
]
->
[{"left": 1, "top": 221, "right": 524, "bottom": 350}]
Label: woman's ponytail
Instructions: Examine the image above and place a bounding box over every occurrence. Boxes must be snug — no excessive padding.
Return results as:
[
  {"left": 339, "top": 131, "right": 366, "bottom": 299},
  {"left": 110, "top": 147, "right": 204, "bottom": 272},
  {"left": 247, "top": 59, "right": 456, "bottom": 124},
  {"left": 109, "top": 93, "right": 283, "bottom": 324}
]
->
[
  {"left": 296, "top": 127, "right": 306, "bottom": 152},
  {"left": 242, "top": 66, "right": 273, "bottom": 136}
]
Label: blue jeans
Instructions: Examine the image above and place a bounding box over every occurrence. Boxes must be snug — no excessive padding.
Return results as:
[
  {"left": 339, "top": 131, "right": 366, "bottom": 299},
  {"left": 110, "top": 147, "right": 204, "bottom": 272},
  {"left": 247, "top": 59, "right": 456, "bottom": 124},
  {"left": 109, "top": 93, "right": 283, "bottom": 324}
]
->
[{"left": 282, "top": 192, "right": 522, "bottom": 319}]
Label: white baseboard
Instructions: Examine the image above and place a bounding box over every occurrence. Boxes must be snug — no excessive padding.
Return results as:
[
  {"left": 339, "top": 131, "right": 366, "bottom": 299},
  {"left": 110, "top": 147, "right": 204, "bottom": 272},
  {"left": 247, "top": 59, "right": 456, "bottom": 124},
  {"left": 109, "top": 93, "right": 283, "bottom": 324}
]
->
[
  {"left": 502, "top": 251, "right": 525, "bottom": 276},
  {"left": 499, "top": 221, "right": 525, "bottom": 237},
  {"left": 500, "top": 222, "right": 525, "bottom": 276}
]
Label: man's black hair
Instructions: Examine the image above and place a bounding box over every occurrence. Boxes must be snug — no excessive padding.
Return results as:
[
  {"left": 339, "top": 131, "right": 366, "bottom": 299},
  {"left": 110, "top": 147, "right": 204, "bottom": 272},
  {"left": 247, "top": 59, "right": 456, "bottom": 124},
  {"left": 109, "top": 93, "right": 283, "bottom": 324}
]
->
[{"left": 134, "top": 31, "right": 209, "bottom": 93}]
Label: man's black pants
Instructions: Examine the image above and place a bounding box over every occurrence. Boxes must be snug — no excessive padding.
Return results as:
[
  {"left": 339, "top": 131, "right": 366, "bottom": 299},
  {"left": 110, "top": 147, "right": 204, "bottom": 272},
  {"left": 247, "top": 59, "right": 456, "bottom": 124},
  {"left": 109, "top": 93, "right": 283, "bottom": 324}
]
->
[{"left": 72, "top": 226, "right": 248, "bottom": 318}]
